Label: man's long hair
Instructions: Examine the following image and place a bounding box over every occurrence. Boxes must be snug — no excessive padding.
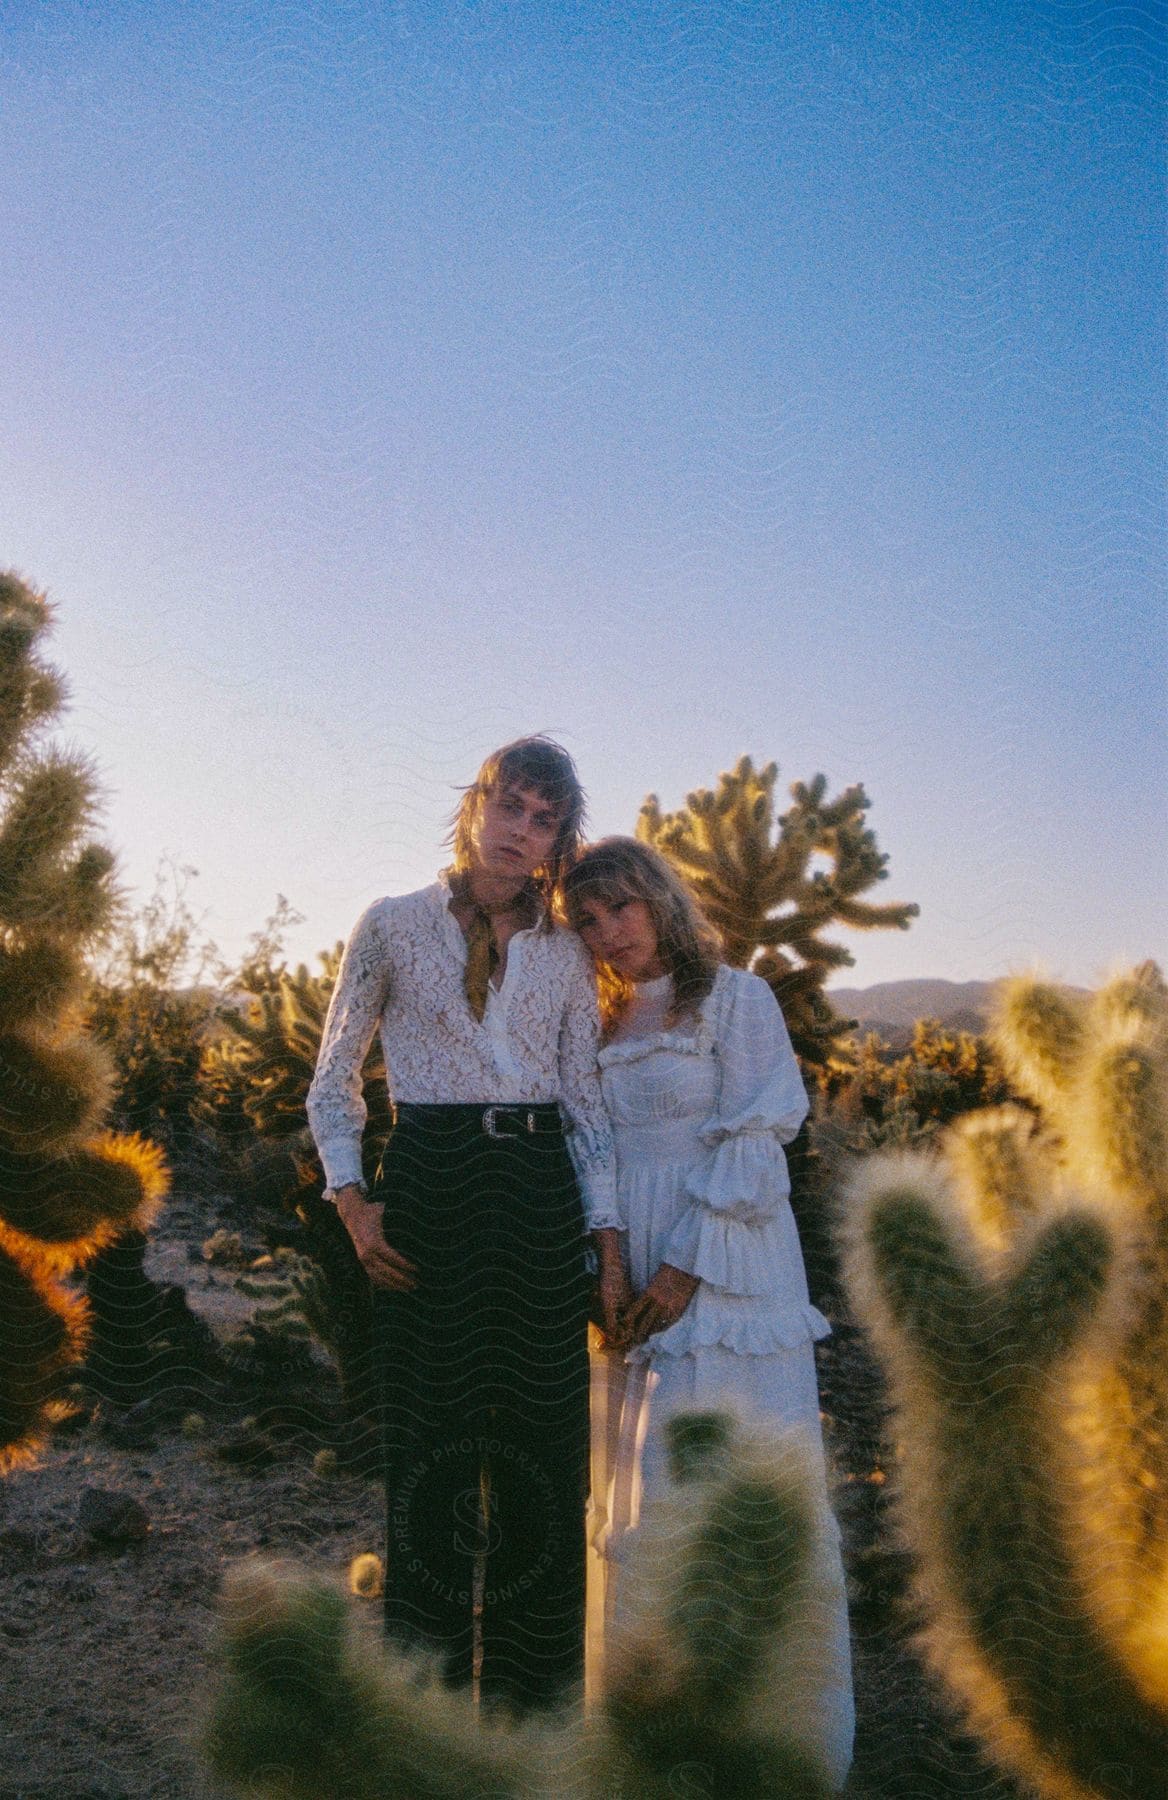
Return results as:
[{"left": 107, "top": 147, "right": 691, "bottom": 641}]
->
[
  {"left": 447, "top": 736, "right": 587, "bottom": 924},
  {"left": 561, "top": 836, "right": 722, "bottom": 1032}
]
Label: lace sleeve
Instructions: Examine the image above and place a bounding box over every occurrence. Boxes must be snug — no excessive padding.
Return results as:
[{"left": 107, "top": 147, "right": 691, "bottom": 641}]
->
[
  {"left": 306, "top": 900, "right": 392, "bottom": 1188},
  {"left": 557, "top": 936, "right": 621, "bottom": 1232}
]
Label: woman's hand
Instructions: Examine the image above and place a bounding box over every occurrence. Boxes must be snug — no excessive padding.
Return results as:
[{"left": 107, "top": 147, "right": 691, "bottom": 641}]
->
[
  {"left": 334, "top": 1187, "right": 419, "bottom": 1292},
  {"left": 592, "top": 1226, "right": 632, "bottom": 1346},
  {"left": 596, "top": 1259, "right": 633, "bottom": 1346},
  {"left": 624, "top": 1263, "right": 700, "bottom": 1346}
]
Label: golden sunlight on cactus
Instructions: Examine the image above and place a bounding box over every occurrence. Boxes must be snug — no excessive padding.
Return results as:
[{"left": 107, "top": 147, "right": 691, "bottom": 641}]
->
[
  {"left": 0, "top": 571, "right": 170, "bottom": 1470},
  {"left": 842, "top": 963, "right": 1168, "bottom": 1799},
  {"left": 0, "top": 1241, "right": 88, "bottom": 1474},
  {"left": 638, "top": 755, "right": 918, "bottom": 1071},
  {"left": 990, "top": 975, "right": 1087, "bottom": 1117},
  {"left": 945, "top": 1106, "right": 1043, "bottom": 1249}
]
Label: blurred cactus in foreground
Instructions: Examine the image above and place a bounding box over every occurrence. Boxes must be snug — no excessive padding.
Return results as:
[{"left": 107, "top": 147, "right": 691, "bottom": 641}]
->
[
  {"left": 841, "top": 963, "right": 1168, "bottom": 1798},
  {"left": 638, "top": 756, "right": 918, "bottom": 1073},
  {"left": 205, "top": 1413, "right": 839, "bottom": 1798},
  {"left": 0, "top": 571, "right": 169, "bottom": 1470}
]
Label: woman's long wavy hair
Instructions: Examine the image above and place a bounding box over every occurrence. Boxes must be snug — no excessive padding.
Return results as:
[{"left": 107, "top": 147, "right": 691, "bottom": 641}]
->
[
  {"left": 447, "top": 736, "right": 587, "bottom": 927},
  {"left": 561, "top": 837, "right": 722, "bottom": 1034}
]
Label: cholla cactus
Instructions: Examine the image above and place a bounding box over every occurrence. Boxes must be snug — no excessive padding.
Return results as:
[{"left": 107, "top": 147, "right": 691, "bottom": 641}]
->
[
  {"left": 841, "top": 963, "right": 1168, "bottom": 1799},
  {"left": 203, "top": 951, "right": 391, "bottom": 1454},
  {"left": 205, "top": 1414, "right": 839, "bottom": 1799},
  {"left": 215, "top": 955, "right": 343, "bottom": 1140},
  {"left": 231, "top": 1246, "right": 336, "bottom": 1367},
  {"left": 0, "top": 572, "right": 169, "bottom": 1470},
  {"left": 205, "top": 949, "right": 389, "bottom": 1158},
  {"left": 638, "top": 756, "right": 918, "bottom": 1071}
]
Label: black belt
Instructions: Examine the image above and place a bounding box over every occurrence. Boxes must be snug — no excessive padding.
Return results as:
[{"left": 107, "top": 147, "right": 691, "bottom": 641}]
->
[{"left": 392, "top": 1102, "right": 565, "bottom": 1140}]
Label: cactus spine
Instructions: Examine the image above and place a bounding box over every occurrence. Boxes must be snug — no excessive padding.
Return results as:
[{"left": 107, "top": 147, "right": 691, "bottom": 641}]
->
[
  {"left": 0, "top": 571, "right": 168, "bottom": 1469},
  {"left": 205, "top": 1415, "right": 839, "bottom": 1798},
  {"left": 842, "top": 964, "right": 1168, "bottom": 1798}
]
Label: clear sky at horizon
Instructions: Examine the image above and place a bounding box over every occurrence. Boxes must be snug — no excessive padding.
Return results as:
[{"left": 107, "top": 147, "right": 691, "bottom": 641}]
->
[{"left": 2, "top": 0, "right": 1164, "bottom": 990}]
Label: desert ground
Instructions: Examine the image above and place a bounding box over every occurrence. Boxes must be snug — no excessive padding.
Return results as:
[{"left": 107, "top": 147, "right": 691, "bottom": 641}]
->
[{"left": 0, "top": 1152, "right": 1019, "bottom": 1800}]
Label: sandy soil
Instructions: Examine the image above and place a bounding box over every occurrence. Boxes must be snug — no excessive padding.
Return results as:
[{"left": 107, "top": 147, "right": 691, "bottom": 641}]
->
[{"left": 0, "top": 1165, "right": 1018, "bottom": 1800}]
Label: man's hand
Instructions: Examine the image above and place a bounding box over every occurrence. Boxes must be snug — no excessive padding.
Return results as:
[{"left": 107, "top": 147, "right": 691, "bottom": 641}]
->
[
  {"left": 624, "top": 1263, "right": 699, "bottom": 1346},
  {"left": 334, "top": 1187, "right": 418, "bottom": 1292}
]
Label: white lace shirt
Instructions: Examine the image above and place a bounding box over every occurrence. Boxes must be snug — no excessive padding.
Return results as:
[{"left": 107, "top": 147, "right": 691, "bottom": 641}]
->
[{"left": 305, "top": 874, "right": 619, "bottom": 1230}]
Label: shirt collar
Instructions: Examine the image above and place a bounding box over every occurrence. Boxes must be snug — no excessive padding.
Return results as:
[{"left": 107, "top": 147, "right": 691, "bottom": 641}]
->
[{"left": 435, "top": 865, "right": 546, "bottom": 930}]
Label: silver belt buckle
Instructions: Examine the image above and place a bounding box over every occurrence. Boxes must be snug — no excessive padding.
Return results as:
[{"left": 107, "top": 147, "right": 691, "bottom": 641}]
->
[{"left": 482, "top": 1107, "right": 535, "bottom": 1137}]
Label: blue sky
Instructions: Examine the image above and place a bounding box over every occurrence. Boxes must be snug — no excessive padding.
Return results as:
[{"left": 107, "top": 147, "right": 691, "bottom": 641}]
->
[{"left": 2, "top": 0, "right": 1164, "bottom": 988}]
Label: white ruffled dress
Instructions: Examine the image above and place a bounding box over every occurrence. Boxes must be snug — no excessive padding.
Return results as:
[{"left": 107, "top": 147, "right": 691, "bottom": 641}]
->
[{"left": 586, "top": 964, "right": 854, "bottom": 1787}]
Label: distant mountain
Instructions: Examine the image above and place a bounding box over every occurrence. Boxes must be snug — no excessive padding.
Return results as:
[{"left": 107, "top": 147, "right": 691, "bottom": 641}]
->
[{"left": 826, "top": 979, "right": 999, "bottom": 1045}]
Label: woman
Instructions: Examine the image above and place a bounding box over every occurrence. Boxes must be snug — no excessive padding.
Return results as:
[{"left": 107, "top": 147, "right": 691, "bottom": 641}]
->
[{"left": 562, "top": 837, "right": 854, "bottom": 1787}]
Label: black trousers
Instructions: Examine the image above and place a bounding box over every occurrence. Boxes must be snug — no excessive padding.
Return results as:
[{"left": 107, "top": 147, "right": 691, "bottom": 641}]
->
[{"left": 371, "top": 1103, "right": 590, "bottom": 1713}]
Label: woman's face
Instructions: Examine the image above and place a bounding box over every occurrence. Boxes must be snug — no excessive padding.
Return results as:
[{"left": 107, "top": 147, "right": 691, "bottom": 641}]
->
[{"left": 573, "top": 891, "right": 665, "bottom": 982}]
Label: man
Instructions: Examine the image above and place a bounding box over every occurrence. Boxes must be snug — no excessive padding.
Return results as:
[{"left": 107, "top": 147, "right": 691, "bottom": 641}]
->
[{"left": 306, "top": 736, "right": 618, "bottom": 1715}]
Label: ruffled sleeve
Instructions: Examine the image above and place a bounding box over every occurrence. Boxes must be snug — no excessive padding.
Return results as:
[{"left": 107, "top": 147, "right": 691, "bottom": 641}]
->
[{"left": 662, "top": 968, "right": 810, "bottom": 1295}]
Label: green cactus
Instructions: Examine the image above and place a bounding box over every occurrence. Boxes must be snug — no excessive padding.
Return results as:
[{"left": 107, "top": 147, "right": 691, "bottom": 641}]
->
[
  {"left": 204, "top": 949, "right": 391, "bottom": 1162},
  {"left": 202, "top": 949, "right": 392, "bottom": 1459},
  {"left": 231, "top": 1246, "right": 337, "bottom": 1367},
  {"left": 205, "top": 1414, "right": 840, "bottom": 1798},
  {"left": 841, "top": 964, "right": 1168, "bottom": 1799},
  {"left": 0, "top": 571, "right": 170, "bottom": 1470},
  {"left": 637, "top": 756, "right": 918, "bottom": 1073}
]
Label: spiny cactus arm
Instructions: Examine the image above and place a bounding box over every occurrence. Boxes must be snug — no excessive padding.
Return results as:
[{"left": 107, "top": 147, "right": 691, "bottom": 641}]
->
[
  {"left": 221, "top": 989, "right": 282, "bottom": 1051},
  {"left": 672, "top": 1472, "right": 812, "bottom": 1695},
  {"left": 0, "top": 1131, "right": 168, "bottom": 1262},
  {"left": 26, "top": 842, "right": 117, "bottom": 941},
  {"left": 811, "top": 782, "right": 868, "bottom": 831},
  {"left": 1092, "top": 963, "right": 1168, "bottom": 1037},
  {"left": 763, "top": 922, "right": 855, "bottom": 968},
  {"left": 1075, "top": 1023, "right": 1168, "bottom": 1212},
  {"left": 945, "top": 1108, "right": 1044, "bottom": 1246},
  {"left": 786, "top": 773, "right": 829, "bottom": 814},
  {"left": 0, "top": 939, "right": 84, "bottom": 1033},
  {"left": 600, "top": 1420, "right": 839, "bottom": 1799},
  {"left": 756, "top": 836, "right": 817, "bottom": 909},
  {"left": 832, "top": 895, "right": 920, "bottom": 932},
  {"left": 0, "top": 1241, "right": 88, "bottom": 1473},
  {"left": 757, "top": 954, "right": 846, "bottom": 999},
  {"left": 843, "top": 1153, "right": 984, "bottom": 1373},
  {"left": 0, "top": 1032, "right": 114, "bottom": 1155},
  {"left": 0, "top": 572, "right": 66, "bottom": 768},
  {"left": 998, "top": 1210, "right": 1114, "bottom": 1361},
  {"left": 843, "top": 1140, "right": 1168, "bottom": 1798},
  {"left": 206, "top": 1561, "right": 532, "bottom": 1800},
  {"left": 991, "top": 976, "right": 1086, "bottom": 1116},
  {"left": 0, "top": 751, "right": 102, "bottom": 914}
]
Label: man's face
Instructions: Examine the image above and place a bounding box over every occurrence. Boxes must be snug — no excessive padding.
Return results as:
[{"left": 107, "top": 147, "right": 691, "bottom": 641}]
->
[{"left": 469, "top": 782, "right": 562, "bottom": 885}]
